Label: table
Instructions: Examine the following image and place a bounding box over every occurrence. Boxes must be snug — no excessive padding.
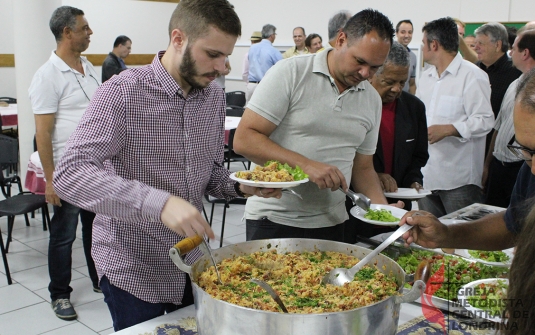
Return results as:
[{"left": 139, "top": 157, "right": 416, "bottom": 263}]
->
[
  {"left": 224, "top": 116, "right": 240, "bottom": 145},
  {"left": 25, "top": 151, "right": 46, "bottom": 195},
  {"left": 0, "top": 103, "right": 17, "bottom": 127}
]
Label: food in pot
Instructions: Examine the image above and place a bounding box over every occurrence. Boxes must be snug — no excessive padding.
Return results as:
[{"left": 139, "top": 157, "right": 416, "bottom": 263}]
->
[
  {"left": 197, "top": 249, "right": 398, "bottom": 313},
  {"left": 364, "top": 208, "right": 399, "bottom": 222},
  {"left": 235, "top": 160, "right": 308, "bottom": 182},
  {"left": 395, "top": 250, "right": 508, "bottom": 301},
  {"left": 467, "top": 250, "right": 510, "bottom": 263}
]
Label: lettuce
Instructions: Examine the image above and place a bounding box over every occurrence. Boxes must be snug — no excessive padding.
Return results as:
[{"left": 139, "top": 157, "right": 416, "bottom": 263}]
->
[{"left": 264, "top": 160, "right": 309, "bottom": 181}]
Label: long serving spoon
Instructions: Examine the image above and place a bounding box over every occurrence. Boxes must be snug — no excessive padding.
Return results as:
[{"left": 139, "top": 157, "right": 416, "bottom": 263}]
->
[
  {"left": 250, "top": 278, "right": 289, "bottom": 313},
  {"left": 322, "top": 223, "right": 414, "bottom": 286}
]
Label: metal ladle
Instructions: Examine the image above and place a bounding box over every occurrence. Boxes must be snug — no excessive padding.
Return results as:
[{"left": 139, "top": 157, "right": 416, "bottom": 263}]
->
[
  {"left": 250, "top": 278, "right": 289, "bottom": 313},
  {"left": 170, "top": 235, "right": 222, "bottom": 284}
]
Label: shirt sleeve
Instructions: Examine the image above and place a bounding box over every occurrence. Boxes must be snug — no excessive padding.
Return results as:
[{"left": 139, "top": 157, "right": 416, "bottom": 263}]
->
[
  {"left": 504, "top": 163, "right": 531, "bottom": 234},
  {"left": 452, "top": 72, "right": 495, "bottom": 140},
  {"left": 53, "top": 81, "right": 171, "bottom": 223},
  {"left": 29, "top": 71, "right": 60, "bottom": 114}
]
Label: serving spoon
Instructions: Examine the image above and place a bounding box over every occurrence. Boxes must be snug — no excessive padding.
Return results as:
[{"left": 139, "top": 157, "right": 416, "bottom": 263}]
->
[
  {"left": 250, "top": 278, "right": 289, "bottom": 313},
  {"left": 339, "top": 187, "right": 371, "bottom": 210},
  {"left": 322, "top": 224, "right": 414, "bottom": 286}
]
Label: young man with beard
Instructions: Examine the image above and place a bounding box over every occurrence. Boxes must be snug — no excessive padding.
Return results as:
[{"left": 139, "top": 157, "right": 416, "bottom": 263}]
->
[{"left": 53, "top": 0, "right": 281, "bottom": 331}]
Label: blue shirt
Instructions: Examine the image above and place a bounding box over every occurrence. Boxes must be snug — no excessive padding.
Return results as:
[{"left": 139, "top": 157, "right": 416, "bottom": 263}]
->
[
  {"left": 248, "top": 39, "right": 283, "bottom": 82},
  {"left": 504, "top": 163, "right": 535, "bottom": 233}
]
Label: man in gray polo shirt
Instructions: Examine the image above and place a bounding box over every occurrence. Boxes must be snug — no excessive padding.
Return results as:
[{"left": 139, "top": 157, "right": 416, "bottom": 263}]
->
[{"left": 234, "top": 9, "right": 395, "bottom": 241}]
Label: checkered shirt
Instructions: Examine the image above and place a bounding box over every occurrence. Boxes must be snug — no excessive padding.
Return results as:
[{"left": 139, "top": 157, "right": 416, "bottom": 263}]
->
[{"left": 54, "top": 51, "right": 238, "bottom": 304}]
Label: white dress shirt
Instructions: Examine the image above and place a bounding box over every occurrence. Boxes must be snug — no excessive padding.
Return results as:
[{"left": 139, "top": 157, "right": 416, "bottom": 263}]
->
[{"left": 417, "top": 53, "right": 494, "bottom": 190}]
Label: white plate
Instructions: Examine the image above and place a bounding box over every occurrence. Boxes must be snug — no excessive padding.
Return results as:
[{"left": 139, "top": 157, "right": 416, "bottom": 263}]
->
[
  {"left": 350, "top": 204, "right": 408, "bottom": 226},
  {"left": 454, "top": 248, "right": 514, "bottom": 267},
  {"left": 229, "top": 172, "right": 309, "bottom": 188},
  {"left": 458, "top": 278, "right": 509, "bottom": 323},
  {"left": 384, "top": 188, "right": 431, "bottom": 199}
]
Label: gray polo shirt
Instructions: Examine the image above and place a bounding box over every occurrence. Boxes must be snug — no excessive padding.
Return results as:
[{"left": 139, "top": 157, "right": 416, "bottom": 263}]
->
[{"left": 244, "top": 48, "right": 382, "bottom": 228}]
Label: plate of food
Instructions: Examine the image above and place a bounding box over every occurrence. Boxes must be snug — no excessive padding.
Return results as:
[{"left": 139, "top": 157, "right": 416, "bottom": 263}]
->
[
  {"left": 350, "top": 204, "right": 407, "bottom": 226},
  {"left": 454, "top": 248, "right": 514, "bottom": 267},
  {"left": 458, "top": 278, "right": 509, "bottom": 323},
  {"left": 384, "top": 188, "right": 431, "bottom": 199},
  {"left": 230, "top": 160, "right": 309, "bottom": 188}
]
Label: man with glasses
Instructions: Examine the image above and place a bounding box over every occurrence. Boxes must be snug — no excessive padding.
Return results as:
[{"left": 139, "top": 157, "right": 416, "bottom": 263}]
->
[
  {"left": 29, "top": 6, "right": 101, "bottom": 321},
  {"left": 483, "top": 27, "right": 535, "bottom": 207},
  {"left": 401, "top": 67, "right": 535, "bottom": 260}
]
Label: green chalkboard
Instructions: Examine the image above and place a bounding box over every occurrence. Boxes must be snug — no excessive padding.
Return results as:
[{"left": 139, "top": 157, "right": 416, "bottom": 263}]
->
[{"left": 465, "top": 22, "right": 527, "bottom": 37}]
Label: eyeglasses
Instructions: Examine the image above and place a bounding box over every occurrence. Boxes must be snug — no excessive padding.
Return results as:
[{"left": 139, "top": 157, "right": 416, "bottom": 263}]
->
[{"left": 507, "top": 135, "right": 535, "bottom": 161}]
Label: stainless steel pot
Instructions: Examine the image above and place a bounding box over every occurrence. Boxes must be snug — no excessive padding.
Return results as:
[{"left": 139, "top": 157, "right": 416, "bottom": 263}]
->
[{"left": 170, "top": 238, "right": 429, "bottom": 335}]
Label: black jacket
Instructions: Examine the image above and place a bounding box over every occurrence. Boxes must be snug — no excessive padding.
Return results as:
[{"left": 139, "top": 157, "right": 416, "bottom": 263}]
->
[
  {"left": 102, "top": 52, "right": 126, "bottom": 83},
  {"left": 373, "top": 91, "right": 429, "bottom": 188}
]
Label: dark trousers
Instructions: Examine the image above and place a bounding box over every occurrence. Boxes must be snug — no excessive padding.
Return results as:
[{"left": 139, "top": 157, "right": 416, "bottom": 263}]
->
[
  {"left": 100, "top": 275, "right": 194, "bottom": 331},
  {"left": 485, "top": 157, "right": 523, "bottom": 208},
  {"left": 246, "top": 217, "right": 345, "bottom": 242},
  {"left": 48, "top": 200, "right": 99, "bottom": 300},
  {"left": 418, "top": 184, "right": 484, "bottom": 218}
]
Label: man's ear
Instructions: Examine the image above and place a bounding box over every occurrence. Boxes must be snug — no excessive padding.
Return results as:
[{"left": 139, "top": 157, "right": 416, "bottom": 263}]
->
[
  {"left": 496, "top": 40, "right": 503, "bottom": 52},
  {"left": 335, "top": 31, "right": 347, "bottom": 48},
  {"left": 62, "top": 26, "right": 72, "bottom": 40},
  {"left": 170, "top": 28, "right": 187, "bottom": 51}
]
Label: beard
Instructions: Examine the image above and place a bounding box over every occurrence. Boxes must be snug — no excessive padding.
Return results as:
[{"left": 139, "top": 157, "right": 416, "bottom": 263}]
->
[{"left": 179, "top": 45, "right": 219, "bottom": 90}]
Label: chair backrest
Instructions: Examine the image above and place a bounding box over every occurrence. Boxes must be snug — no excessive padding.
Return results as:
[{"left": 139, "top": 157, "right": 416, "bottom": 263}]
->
[
  {"left": 0, "top": 134, "right": 18, "bottom": 166},
  {"left": 225, "top": 91, "right": 246, "bottom": 108},
  {"left": 0, "top": 97, "right": 17, "bottom": 104},
  {"left": 226, "top": 106, "right": 244, "bottom": 117}
]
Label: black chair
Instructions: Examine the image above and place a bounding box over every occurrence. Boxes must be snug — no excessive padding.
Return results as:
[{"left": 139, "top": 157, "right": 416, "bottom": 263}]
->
[
  {"left": 225, "top": 106, "right": 244, "bottom": 117},
  {"left": 0, "top": 97, "right": 17, "bottom": 104},
  {"left": 225, "top": 91, "right": 246, "bottom": 108},
  {"left": 205, "top": 195, "right": 247, "bottom": 247},
  {"left": 225, "top": 128, "right": 251, "bottom": 170}
]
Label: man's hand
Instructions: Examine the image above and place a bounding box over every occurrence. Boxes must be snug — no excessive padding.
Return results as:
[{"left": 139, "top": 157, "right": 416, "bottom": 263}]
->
[
  {"left": 410, "top": 182, "right": 424, "bottom": 192},
  {"left": 302, "top": 160, "right": 347, "bottom": 191},
  {"left": 161, "top": 196, "right": 215, "bottom": 239},
  {"left": 428, "top": 124, "right": 456, "bottom": 144},
  {"left": 240, "top": 185, "right": 282, "bottom": 199},
  {"left": 45, "top": 180, "right": 62, "bottom": 206},
  {"left": 400, "top": 210, "right": 448, "bottom": 248},
  {"left": 377, "top": 173, "right": 397, "bottom": 192}
]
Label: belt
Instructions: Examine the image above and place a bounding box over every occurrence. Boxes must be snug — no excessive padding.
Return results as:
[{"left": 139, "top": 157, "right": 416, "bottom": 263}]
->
[
  {"left": 249, "top": 81, "right": 260, "bottom": 84},
  {"left": 495, "top": 157, "right": 524, "bottom": 168}
]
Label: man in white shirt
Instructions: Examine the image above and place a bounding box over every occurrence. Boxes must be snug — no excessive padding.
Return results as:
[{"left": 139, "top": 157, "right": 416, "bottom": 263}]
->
[
  {"left": 29, "top": 6, "right": 101, "bottom": 321},
  {"left": 416, "top": 17, "right": 495, "bottom": 217}
]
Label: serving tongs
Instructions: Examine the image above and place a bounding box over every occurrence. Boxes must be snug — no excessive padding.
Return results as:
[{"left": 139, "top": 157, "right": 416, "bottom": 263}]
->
[
  {"left": 170, "top": 235, "right": 223, "bottom": 285},
  {"left": 339, "top": 187, "right": 371, "bottom": 210}
]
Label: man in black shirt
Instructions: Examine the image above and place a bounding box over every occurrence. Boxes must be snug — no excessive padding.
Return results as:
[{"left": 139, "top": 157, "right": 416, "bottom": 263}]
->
[{"left": 102, "top": 35, "right": 131, "bottom": 82}]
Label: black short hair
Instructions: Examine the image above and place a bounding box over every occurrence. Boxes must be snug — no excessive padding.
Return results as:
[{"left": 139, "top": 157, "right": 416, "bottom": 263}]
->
[
  {"left": 422, "top": 17, "right": 459, "bottom": 53},
  {"left": 515, "top": 67, "right": 535, "bottom": 112},
  {"left": 396, "top": 20, "right": 413, "bottom": 33},
  {"left": 506, "top": 25, "right": 518, "bottom": 50},
  {"left": 343, "top": 9, "right": 394, "bottom": 46},
  {"left": 49, "top": 6, "right": 84, "bottom": 42},
  {"left": 517, "top": 29, "right": 535, "bottom": 61},
  {"left": 168, "top": 0, "right": 241, "bottom": 42},
  {"left": 113, "top": 35, "right": 131, "bottom": 48}
]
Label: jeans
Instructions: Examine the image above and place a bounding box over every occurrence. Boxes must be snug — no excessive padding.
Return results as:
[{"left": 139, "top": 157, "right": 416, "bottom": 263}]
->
[
  {"left": 48, "top": 200, "right": 98, "bottom": 300},
  {"left": 417, "top": 184, "right": 484, "bottom": 217},
  {"left": 100, "top": 275, "right": 194, "bottom": 331},
  {"left": 246, "top": 217, "right": 345, "bottom": 242}
]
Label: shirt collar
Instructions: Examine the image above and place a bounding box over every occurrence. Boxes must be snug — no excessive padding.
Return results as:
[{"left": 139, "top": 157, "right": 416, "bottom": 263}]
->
[
  {"left": 480, "top": 52, "right": 508, "bottom": 71},
  {"left": 429, "top": 53, "right": 463, "bottom": 79},
  {"left": 49, "top": 50, "right": 89, "bottom": 73},
  {"left": 151, "top": 50, "right": 206, "bottom": 99},
  {"left": 312, "top": 47, "right": 365, "bottom": 92}
]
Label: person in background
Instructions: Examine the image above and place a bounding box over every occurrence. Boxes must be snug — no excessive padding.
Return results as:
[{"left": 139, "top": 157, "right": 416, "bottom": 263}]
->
[
  {"left": 416, "top": 17, "right": 494, "bottom": 217},
  {"left": 282, "top": 27, "right": 309, "bottom": 58},
  {"left": 214, "top": 57, "right": 230, "bottom": 91},
  {"left": 242, "top": 31, "right": 262, "bottom": 83},
  {"left": 326, "top": 10, "right": 352, "bottom": 47},
  {"left": 483, "top": 27, "right": 535, "bottom": 208},
  {"left": 102, "top": 35, "right": 131, "bottom": 82},
  {"left": 246, "top": 24, "right": 282, "bottom": 102},
  {"left": 305, "top": 33, "right": 323, "bottom": 53},
  {"left": 52, "top": 0, "right": 281, "bottom": 331},
  {"left": 345, "top": 42, "right": 428, "bottom": 240},
  {"left": 395, "top": 19, "right": 417, "bottom": 94},
  {"left": 400, "top": 70, "right": 535, "bottom": 335},
  {"left": 29, "top": 5, "right": 101, "bottom": 321},
  {"left": 463, "top": 34, "right": 476, "bottom": 52},
  {"left": 506, "top": 25, "right": 518, "bottom": 54},
  {"left": 235, "top": 9, "right": 395, "bottom": 242},
  {"left": 456, "top": 18, "right": 480, "bottom": 64}
]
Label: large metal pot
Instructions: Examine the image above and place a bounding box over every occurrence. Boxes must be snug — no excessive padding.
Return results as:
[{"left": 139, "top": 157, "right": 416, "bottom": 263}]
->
[{"left": 170, "top": 238, "right": 428, "bottom": 335}]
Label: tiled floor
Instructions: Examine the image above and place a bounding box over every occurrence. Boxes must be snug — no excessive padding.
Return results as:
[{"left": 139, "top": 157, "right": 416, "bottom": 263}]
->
[{"left": 0, "top": 164, "right": 248, "bottom": 335}]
